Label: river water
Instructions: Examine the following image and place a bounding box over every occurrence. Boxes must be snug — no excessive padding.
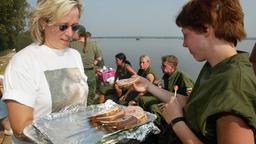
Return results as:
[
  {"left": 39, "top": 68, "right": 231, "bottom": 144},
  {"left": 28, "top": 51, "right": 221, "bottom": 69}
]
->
[{"left": 95, "top": 38, "right": 255, "bottom": 81}]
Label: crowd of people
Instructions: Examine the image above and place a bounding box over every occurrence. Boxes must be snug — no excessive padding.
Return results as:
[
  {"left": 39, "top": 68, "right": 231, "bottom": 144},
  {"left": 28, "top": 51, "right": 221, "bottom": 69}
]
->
[{"left": 0, "top": 0, "right": 255, "bottom": 143}]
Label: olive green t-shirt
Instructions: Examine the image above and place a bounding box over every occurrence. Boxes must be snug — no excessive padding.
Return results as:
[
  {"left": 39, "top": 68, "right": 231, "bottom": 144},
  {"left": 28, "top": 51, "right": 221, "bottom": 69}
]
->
[
  {"left": 115, "top": 63, "right": 133, "bottom": 80},
  {"left": 137, "top": 66, "right": 157, "bottom": 81},
  {"left": 70, "top": 40, "right": 101, "bottom": 68},
  {"left": 163, "top": 70, "right": 194, "bottom": 96},
  {"left": 184, "top": 52, "right": 256, "bottom": 143}
]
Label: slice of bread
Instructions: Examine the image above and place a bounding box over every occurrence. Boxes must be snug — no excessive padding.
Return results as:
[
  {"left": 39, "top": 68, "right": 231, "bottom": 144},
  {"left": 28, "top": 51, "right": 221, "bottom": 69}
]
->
[
  {"left": 89, "top": 107, "right": 121, "bottom": 122},
  {"left": 116, "top": 76, "right": 139, "bottom": 88},
  {"left": 100, "top": 115, "right": 136, "bottom": 126},
  {"left": 96, "top": 109, "right": 125, "bottom": 122}
]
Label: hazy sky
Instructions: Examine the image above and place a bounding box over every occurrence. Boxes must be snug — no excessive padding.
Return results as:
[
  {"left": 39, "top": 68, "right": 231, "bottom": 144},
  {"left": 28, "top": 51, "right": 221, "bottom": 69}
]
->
[{"left": 28, "top": 0, "right": 256, "bottom": 37}]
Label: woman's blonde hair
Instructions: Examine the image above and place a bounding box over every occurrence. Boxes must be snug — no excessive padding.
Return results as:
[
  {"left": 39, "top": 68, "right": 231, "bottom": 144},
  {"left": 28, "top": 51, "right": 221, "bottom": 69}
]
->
[
  {"left": 29, "top": 0, "right": 82, "bottom": 44},
  {"left": 140, "top": 54, "right": 151, "bottom": 63}
]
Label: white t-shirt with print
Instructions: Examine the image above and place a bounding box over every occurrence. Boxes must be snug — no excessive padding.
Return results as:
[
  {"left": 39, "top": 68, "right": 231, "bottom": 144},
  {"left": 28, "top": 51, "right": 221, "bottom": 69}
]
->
[{"left": 2, "top": 43, "right": 88, "bottom": 120}]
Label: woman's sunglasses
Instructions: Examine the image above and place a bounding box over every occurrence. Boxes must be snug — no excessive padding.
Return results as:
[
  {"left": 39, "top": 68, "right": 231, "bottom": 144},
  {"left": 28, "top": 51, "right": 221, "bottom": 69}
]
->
[{"left": 54, "top": 24, "right": 80, "bottom": 32}]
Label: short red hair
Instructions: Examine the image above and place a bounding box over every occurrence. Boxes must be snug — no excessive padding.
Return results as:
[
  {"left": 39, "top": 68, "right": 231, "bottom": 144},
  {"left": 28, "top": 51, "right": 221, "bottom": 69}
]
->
[{"left": 176, "top": 0, "right": 246, "bottom": 45}]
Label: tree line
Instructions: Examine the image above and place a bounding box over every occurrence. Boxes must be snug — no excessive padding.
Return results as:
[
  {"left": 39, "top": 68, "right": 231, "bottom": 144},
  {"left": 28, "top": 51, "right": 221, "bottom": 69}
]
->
[{"left": 0, "top": 0, "right": 32, "bottom": 52}]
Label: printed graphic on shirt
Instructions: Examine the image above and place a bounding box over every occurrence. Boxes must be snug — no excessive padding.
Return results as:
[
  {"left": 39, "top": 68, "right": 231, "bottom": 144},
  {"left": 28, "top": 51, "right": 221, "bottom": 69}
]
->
[{"left": 45, "top": 68, "right": 88, "bottom": 112}]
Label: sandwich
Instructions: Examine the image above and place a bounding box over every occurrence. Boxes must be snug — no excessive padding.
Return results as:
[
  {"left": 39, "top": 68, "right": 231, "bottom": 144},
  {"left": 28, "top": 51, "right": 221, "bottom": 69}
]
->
[{"left": 89, "top": 105, "right": 147, "bottom": 130}]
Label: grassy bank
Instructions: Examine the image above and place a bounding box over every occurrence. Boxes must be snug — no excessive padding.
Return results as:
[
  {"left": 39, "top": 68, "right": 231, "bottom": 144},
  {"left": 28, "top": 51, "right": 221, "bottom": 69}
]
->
[{"left": 0, "top": 49, "right": 15, "bottom": 75}]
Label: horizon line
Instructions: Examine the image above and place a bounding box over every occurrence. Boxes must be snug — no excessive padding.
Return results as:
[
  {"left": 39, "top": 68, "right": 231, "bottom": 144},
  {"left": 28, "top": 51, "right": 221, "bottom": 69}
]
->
[{"left": 92, "top": 36, "right": 256, "bottom": 40}]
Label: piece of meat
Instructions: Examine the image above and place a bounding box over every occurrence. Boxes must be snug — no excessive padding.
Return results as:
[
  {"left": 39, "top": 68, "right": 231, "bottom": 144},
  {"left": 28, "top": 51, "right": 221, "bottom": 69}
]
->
[
  {"left": 125, "top": 106, "right": 147, "bottom": 123},
  {"left": 114, "top": 115, "right": 139, "bottom": 129}
]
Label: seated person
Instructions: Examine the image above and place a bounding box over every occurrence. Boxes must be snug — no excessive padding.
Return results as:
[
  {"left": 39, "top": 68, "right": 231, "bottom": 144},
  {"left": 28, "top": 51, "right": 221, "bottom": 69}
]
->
[
  {"left": 138, "top": 55, "right": 194, "bottom": 142},
  {"left": 121, "top": 54, "right": 158, "bottom": 105},
  {"left": 139, "top": 55, "right": 194, "bottom": 113},
  {"left": 137, "top": 54, "right": 157, "bottom": 83},
  {"left": 98, "top": 53, "right": 137, "bottom": 103}
]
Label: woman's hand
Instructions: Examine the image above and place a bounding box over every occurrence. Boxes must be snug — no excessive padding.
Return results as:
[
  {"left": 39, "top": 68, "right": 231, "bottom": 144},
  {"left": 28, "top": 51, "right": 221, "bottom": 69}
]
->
[
  {"left": 162, "top": 97, "right": 184, "bottom": 124},
  {"left": 157, "top": 103, "right": 167, "bottom": 112}
]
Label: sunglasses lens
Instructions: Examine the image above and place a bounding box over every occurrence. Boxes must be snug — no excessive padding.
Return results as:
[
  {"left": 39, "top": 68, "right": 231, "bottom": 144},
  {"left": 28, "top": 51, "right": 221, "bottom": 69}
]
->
[
  {"left": 59, "top": 24, "right": 68, "bottom": 31},
  {"left": 72, "top": 25, "right": 80, "bottom": 32},
  {"left": 57, "top": 24, "right": 79, "bottom": 32}
]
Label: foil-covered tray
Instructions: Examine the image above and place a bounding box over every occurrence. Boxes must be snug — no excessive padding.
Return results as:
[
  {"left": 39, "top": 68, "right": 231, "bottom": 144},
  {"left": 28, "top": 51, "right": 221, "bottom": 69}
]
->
[{"left": 24, "top": 100, "right": 160, "bottom": 144}]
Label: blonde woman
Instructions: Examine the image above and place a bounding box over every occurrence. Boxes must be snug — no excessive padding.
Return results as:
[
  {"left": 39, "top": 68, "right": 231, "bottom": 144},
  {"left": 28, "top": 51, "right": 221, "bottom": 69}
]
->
[
  {"left": 2, "top": 0, "right": 88, "bottom": 143},
  {"left": 137, "top": 55, "right": 157, "bottom": 83}
]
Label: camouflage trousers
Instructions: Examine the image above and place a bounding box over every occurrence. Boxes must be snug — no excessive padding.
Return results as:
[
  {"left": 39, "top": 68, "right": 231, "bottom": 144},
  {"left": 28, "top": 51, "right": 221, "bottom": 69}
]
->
[{"left": 84, "top": 68, "right": 96, "bottom": 106}]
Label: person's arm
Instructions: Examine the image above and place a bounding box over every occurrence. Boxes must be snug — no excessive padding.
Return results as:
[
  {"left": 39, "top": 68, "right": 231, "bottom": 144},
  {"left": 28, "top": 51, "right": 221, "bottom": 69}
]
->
[
  {"left": 172, "top": 122, "right": 203, "bottom": 144},
  {"left": 217, "top": 114, "right": 254, "bottom": 144},
  {"left": 136, "top": 73, "right": 155, "bottom": 96},
  {"left": 162, "top": 98, "right": 203, "bottom": 144},
  {"left": 133, "top": 76, "right": 187, "bottom": 103},
  {"left": 164, "top": 101, "right": 255, "bottom": 144},
  {"left": 6, "top": 100, "right": 33, "bottom": 141},
  {"left": 146, "top": 83, "right": 173, "bottom": 103},
  {"left": 93, "top": 57, "right": 102, "bottom": 66},
  {"left": 93, "top": 41, "right": 102, "bottom": 66},
  {"left": 126, "top": 65, "right": 137, "bottom": 76}
]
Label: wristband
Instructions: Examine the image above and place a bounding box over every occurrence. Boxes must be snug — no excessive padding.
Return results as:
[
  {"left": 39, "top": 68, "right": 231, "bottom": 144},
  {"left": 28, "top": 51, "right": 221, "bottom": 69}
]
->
[{"left": 170, "top": 117, "right": 185, "bottom": 127}]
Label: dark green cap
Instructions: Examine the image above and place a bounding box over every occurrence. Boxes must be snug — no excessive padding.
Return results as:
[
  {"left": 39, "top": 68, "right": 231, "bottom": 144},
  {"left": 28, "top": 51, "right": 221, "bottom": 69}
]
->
[{"left": 78, "top": 25, "right": 86, "bottom": 35}]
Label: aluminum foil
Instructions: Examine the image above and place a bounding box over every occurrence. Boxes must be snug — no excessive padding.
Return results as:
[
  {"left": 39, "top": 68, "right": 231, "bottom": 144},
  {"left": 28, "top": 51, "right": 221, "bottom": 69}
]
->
[{"left": 24, "top": 100, "right": 160, "bottom": 144}]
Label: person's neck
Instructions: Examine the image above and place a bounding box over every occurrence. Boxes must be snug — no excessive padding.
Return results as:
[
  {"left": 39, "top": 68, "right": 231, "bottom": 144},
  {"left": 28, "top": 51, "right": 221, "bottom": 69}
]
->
[
  {"left": 207, "top": 40, "right": 237, "bottom": 67},
  {"left": 120, "top": 63, "right": 126, "bottom": 67},
  {"left": 142, "top": 66, "right": 149, "bottom": 71},
  {"left": 168, "top": 69, "right": 176, "bottom": 76},
  {"left": 44, "top": 41, "right": 62, "bottom": 50}
]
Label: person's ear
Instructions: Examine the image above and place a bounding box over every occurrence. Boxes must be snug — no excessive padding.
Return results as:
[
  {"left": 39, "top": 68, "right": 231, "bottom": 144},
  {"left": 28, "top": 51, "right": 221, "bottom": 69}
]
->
[
  {"left": 40, "top": 19, "right": 48, "bottom": 31},
  {"left": 202, "top": 24, "right": 212, "bottom": 37}
]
